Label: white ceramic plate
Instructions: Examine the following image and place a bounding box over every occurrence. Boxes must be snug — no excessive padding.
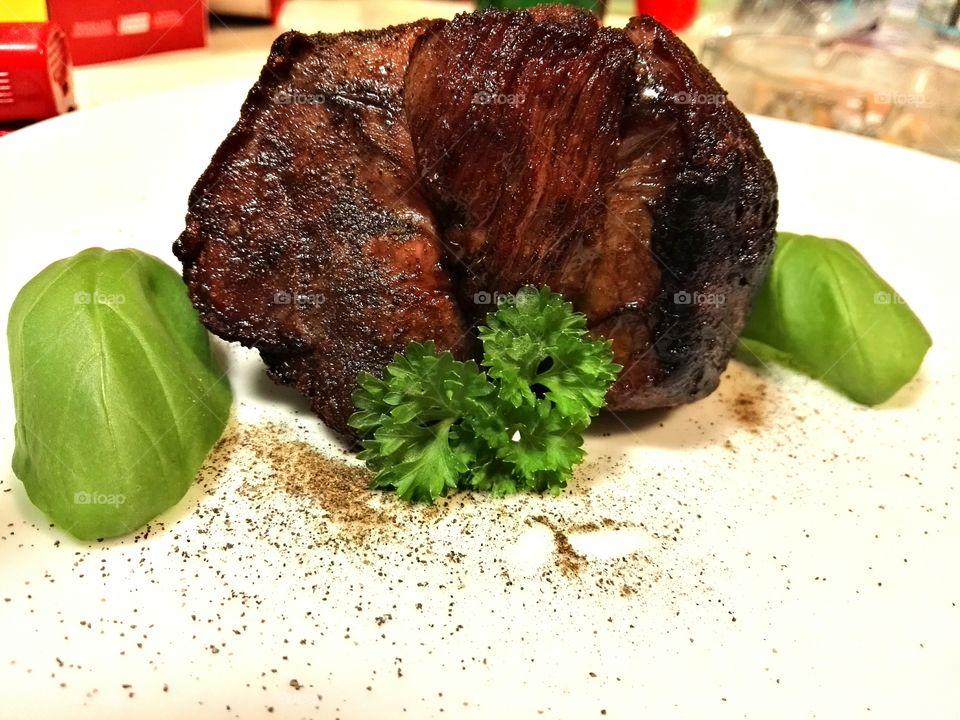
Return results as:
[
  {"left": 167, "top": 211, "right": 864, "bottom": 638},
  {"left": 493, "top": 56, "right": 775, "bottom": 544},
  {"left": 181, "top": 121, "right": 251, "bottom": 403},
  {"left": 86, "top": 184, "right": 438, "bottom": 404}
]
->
[{"left": 1, "top": 82, "right": 958, "bottom": 720}]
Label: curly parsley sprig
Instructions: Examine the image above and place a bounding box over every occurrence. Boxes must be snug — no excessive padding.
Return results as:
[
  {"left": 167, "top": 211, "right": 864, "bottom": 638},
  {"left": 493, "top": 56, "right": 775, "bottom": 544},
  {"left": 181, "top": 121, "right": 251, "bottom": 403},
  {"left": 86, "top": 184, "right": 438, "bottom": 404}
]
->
[{"left": 348, "top": 288, "right": 621, "bottom": 503}]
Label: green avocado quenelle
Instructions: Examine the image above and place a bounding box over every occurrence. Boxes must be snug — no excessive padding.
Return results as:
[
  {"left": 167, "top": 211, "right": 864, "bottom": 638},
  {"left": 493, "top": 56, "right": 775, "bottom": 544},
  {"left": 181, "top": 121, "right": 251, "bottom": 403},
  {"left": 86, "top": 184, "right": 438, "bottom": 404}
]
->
[{"left": 7, "top": 249, "right": 232, "bottom": 540}]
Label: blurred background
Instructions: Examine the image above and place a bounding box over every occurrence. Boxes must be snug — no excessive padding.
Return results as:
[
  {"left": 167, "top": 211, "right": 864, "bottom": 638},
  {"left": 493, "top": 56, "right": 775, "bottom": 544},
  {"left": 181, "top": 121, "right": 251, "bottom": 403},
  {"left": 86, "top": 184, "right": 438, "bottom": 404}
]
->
[{"left": 1, "top": 0, "right": 957, "bottom": 159}]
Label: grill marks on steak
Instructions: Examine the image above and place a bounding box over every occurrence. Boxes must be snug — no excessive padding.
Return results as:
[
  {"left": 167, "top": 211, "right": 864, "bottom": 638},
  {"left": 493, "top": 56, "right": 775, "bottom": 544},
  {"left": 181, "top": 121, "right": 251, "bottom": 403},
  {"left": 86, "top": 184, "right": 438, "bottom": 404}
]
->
[
  {"left": 174, "top": 23, "right": 468, "bottom": 435},
  {"left": 175, "top": 8, "right": 778, "bottom": 437}
]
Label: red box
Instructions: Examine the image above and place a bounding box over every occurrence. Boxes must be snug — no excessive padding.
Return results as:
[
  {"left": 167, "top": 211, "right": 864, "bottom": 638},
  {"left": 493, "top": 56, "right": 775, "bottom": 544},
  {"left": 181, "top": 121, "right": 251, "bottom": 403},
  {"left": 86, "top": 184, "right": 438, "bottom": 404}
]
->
[{"left": 45, "top": 0, "right": 206, "bottom": 66}]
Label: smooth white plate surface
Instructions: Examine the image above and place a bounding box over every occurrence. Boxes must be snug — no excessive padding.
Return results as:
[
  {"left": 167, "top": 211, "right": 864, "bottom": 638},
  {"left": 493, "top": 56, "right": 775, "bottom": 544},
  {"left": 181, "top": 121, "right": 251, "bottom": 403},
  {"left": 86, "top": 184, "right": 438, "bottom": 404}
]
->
[{"left": 0, "top": 82, "right": 958, "bottom": 720}]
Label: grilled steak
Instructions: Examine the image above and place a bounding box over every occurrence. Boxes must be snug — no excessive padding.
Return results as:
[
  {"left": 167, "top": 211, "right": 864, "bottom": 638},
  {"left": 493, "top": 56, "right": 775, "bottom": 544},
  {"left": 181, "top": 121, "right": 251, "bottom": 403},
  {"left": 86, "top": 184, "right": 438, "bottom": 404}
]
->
[{"left": 174, "top": 7, "right": 778, "bottom": 436}]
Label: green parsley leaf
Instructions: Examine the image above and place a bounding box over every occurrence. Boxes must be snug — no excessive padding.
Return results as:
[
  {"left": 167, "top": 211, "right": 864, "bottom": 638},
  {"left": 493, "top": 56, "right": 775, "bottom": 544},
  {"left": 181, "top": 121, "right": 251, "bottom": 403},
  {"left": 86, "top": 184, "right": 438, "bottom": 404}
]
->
[
  {"left": 349, "top": 342, "right": 494, "bottom": 502},
  {"left": 349, "top": 371, "right": 393, "bottom": 438},
  {"left": 492, "top": 402, "right": 586, "bottom": 495},
  {"left": 361, "top": 420, "right": 466, "bottom": 502},
  {"left": 480, "top": 288, "right": 620, "bottom": 429},
  {"left": 348, "top": 291, "right": 621, "bottom": 503},
  {"left": 463, "top": 456, "right": 519, "bottom": 497}
]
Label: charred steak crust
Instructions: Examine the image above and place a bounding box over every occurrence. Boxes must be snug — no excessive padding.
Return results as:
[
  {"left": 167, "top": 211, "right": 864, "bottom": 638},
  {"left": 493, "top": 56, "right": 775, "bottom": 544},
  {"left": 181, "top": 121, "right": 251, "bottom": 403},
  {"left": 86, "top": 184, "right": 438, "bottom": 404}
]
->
[
  {"left": 175, "top": 8, "right": 778, "bottom": 437},
  {"left": 174, "top": 22, "right": 469, "bottom": 436},
  {"left": 602, "top": 16, "right": 779, "bottom": 409}
]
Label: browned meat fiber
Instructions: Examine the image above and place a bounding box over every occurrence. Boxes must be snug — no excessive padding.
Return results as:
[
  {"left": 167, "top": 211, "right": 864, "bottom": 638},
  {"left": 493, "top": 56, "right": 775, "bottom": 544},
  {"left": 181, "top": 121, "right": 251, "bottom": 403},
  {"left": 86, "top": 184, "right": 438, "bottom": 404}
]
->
[{"left": 174, "top": 6, "right": 778, "bottom": 437}]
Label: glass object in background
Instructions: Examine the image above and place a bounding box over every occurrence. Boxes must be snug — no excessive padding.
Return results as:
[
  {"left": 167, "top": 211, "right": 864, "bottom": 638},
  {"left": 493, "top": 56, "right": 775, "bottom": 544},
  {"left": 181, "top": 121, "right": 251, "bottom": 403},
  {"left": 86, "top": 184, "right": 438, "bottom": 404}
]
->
[
  {"left": 702, "top": 33, "right": 960, "bottom": 159},
  {"left": 475, "top": 0, "right": 607, "bottom": 15},
  {"left": 918, "top": 0, "right": 960, "bottom": 36},
  {"left": 680, "top": 0, "right": 885, "bottom": 62},
  {"left": 730, "top": 0, "right": 886, "bottom": 39}
]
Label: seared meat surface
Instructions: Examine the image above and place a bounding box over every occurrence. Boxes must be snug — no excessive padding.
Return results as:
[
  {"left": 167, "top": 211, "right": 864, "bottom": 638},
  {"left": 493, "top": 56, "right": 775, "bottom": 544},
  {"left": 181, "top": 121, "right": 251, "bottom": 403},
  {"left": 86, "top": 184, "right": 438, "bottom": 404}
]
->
[
  {"left": 406, "top": 6, "right": 641, "bottom": 315},
  {"left": 175, "top": 7, "right": 778, "bottom": 436},
  {"left": 174, "top": 22, "right": 468, "bottom": 435}
]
